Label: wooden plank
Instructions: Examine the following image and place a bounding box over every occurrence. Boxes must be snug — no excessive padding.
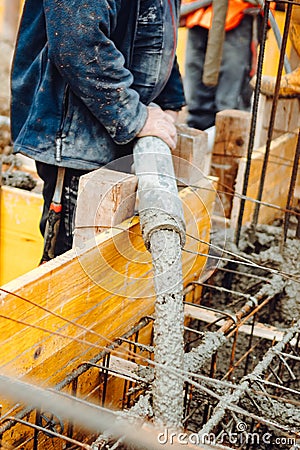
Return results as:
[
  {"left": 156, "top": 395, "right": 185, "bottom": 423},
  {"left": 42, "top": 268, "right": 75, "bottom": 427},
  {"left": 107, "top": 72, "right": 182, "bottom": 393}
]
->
[
  {"left": 255, "top": 95, "right": 300, "bottom": 149},
  {"left": 173, "top": 124, "right": 211, "bottom": 185},
  {"left": 103, "top": 321, "right": 154, "bottom": 410},
  {"left": 73, "top": 168, "right": 137, "bottom": 250},
  {"left": 184, "top": 304, "right": 297, "bottom": 345},
  {"left": 0, "top": 186, "right": 44, "bottom": 284},
  {"left": 106, "top": 355, "right": 142, "bottom": 381},
  {"left": 213, "top": 110, "right": 251, "bottom": 158},
  {"left": 211, "top": 110, "right": 251, "bottom": 218},
  {"left": 231, "top": 130, "right": 299, "bottom": 228}
]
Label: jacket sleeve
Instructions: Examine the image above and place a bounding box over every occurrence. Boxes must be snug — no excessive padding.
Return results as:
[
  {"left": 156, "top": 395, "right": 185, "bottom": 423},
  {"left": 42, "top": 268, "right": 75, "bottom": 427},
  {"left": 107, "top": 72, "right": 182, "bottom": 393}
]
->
[
  {"left": 154, "top": 57, "right": 186, "bottom": 111},
  {"left": 44, "top": 0, "right": 147, "bottom": 145}
]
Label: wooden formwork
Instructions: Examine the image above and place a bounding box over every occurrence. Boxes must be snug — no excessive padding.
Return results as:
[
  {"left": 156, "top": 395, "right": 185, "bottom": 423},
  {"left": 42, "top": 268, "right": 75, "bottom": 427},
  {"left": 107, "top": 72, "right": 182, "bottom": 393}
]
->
[
  {"left": 233, "top": 92, "right": 300, "bottom": 228},
  {"left": 0, "top": 179, "right": 216, "bottom": 381},
  {"left": 231, "top": 129, "right": 300, "bottom": 228},
  {"left": 0, "top": 177, "right": 216, "bottom": 448},
  {"left": 211, "top": 109, "right": 251, "bottom": 218},
  {"left": 254, "top": 96, "right": 300, "bottom": 149},
  {"left": 210, "top": 96, "right": 300, "bottom": 229}
]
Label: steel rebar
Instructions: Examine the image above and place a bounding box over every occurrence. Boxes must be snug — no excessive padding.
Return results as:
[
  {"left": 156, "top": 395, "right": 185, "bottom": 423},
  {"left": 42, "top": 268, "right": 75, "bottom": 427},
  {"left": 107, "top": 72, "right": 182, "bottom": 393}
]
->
[
  {"left": 282, "top": 129, "right": 300, "bottom": 245},
  {"left": 0, "top": 316, "right": 152, "bottom": 436},
  {"left": 234, "top": 0, "right": 271, "bottom": 246},
  {"left": 198, "top": 320, "right": 300, "bottom": 438},
  {"left": 250, "top": 1, "right": 293, "bottom": 233}
]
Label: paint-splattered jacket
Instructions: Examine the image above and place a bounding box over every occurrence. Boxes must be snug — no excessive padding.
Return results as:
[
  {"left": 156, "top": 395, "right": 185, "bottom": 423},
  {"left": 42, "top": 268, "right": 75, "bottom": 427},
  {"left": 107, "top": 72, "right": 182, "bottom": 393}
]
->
[{"left": 11, "top": 0, "right": 185, "bottom": 169}]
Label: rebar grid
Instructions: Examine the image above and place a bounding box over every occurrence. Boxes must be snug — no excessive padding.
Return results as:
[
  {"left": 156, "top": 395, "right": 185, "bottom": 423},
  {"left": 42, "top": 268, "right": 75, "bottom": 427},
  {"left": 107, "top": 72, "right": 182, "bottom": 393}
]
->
[
  {"left": 0, "top": 260, "right": 298, "bottom": 450},
  {"left": 198, "top": 322, "right": 299, "bottom": 432},
  {"left": 0, "top": 317, "right": 155, "bottom": 449},
  {"left": 181, "top": 276, "right": 300, "bottom": 449}
]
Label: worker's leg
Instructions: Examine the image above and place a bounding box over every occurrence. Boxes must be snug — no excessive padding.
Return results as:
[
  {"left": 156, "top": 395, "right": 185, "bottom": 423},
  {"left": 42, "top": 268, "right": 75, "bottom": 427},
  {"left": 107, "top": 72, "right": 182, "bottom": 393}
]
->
[
  {"left": 36, "top": 162, "right": 57, "bottom": 237},
  {"left": 36, "top": 162, "right": 89, "bottom": 258},
  {"left": 184, "top": 25, "right": 217, "bottom": 130},
  {"left": 184, "top": 17, "right": 252, "bottom": 131},
  {"left": 215, "top": 15, "right": 253, "bottom": 113}
]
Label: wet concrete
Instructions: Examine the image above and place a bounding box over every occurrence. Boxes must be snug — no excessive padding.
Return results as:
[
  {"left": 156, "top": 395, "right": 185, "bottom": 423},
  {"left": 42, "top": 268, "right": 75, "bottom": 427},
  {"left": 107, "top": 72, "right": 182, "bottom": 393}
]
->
[
  {"left": 1, "top": 154, "right": 37, "bottom": 190},
  {"left": 185, "top": 332, "right": 227, "bottom": 374},
  {"left": 242, "top": 395, "right": 300, "bottom": 429},
  {"left": 2, "top": 169, "right": 37, "bottom": 190},
  {"left": 133, "top": 136, "right": 186, "bottom": 429},
  {"left": 236, "top": 224, "right": 300, "bottom": 326},
  {"left": 150, "top": 229, "right": 184, "bottom": 429}
]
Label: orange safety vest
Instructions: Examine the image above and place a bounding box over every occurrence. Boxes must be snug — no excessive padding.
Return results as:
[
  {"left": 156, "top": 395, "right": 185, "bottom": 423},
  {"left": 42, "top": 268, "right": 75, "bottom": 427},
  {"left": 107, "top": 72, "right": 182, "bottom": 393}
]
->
[{"left": 183, "top": 0, "right": 260, "bottom": 31}]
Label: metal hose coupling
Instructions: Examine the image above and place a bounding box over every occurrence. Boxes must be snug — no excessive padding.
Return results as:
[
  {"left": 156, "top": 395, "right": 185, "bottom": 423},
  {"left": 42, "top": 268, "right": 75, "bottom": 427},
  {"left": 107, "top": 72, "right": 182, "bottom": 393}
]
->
[{"left": 133, "top": 136, "right": 186, "bottom": 250}]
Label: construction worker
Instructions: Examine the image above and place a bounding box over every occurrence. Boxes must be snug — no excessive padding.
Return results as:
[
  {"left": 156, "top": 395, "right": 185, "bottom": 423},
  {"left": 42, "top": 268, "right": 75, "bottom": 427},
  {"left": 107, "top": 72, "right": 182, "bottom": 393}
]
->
[
  {"left": 182, "top": 0, "right": 263, "bottom": 130},
  {"left": 257, "top": 1, "right": 300, "bottom": 97},
  {"left": 11, "top": 0, "right": 185, "bottom": 258}
]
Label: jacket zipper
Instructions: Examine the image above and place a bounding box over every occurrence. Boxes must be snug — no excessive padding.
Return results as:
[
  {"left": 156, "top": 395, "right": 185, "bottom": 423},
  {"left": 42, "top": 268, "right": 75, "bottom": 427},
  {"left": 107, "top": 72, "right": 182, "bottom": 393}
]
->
[
  {"left": 55, "top": 85, "right": 70, "bottom": 163},
  {"left": 55, "top": 132, "right": 62, "bottom": 163}
]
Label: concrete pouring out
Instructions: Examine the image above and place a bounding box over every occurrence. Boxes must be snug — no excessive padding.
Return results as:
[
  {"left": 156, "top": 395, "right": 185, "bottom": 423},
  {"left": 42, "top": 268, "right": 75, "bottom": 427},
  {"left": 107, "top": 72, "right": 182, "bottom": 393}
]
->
[{"left": 0, "top": 7, "right": 300, "bottom": 450}]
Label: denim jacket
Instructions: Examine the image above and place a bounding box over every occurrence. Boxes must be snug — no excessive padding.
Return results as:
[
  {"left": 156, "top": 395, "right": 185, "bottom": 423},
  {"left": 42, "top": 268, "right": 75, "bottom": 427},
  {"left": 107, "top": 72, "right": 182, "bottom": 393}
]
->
[{"left": 11, "top": 0, "right": 185, "bottom": 170}]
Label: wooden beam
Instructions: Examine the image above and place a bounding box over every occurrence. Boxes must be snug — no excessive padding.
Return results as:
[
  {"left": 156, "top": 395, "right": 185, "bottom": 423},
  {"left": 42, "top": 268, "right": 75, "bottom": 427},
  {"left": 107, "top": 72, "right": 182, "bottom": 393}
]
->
[
  {"left": 211, "top": 109, "right": 251, "bottom": 218},
  {"left": 184, "top": 303, "right": 297, "bottom": 345},
  {"left": 73, "top": 168, "right": 137, "bottom": 250},
  {"left": 173, "top": 124, "right": 211, "bottom": 185},
  {"left": 255, "top": 95, "right": 300, "bottom": 149}
]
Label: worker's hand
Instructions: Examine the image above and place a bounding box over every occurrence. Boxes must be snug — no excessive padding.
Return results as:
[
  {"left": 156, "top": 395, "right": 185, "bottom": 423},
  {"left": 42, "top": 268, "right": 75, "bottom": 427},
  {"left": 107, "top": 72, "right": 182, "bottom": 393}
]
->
[
  {"left": 164, "top": 109, "right": 180, "bottom": 123},
  {"left": 137, "top": 106, "right": 178, "bottom": 150}
]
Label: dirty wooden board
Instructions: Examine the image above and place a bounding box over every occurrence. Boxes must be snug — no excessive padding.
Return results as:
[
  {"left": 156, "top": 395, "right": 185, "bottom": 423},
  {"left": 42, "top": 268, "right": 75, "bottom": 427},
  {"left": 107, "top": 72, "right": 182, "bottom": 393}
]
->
[
  {"left": 211, "top": 110, "right": 251, "bottom": 218},
  {"left": 184, "top": 304, "right": 298, "bottom": 344}
]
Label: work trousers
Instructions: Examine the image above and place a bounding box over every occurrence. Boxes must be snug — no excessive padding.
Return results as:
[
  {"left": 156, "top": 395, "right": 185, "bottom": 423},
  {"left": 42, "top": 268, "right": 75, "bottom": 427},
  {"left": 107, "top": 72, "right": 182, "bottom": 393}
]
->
[
  {"left": 36, "top": 162, "right": 89, "bottom": 257},
  {"left": 184, "top": 15, "right": 253, "bottom": 130},
  {"left": 36, "top": 157, "right": 133, "bottom": 259}
]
